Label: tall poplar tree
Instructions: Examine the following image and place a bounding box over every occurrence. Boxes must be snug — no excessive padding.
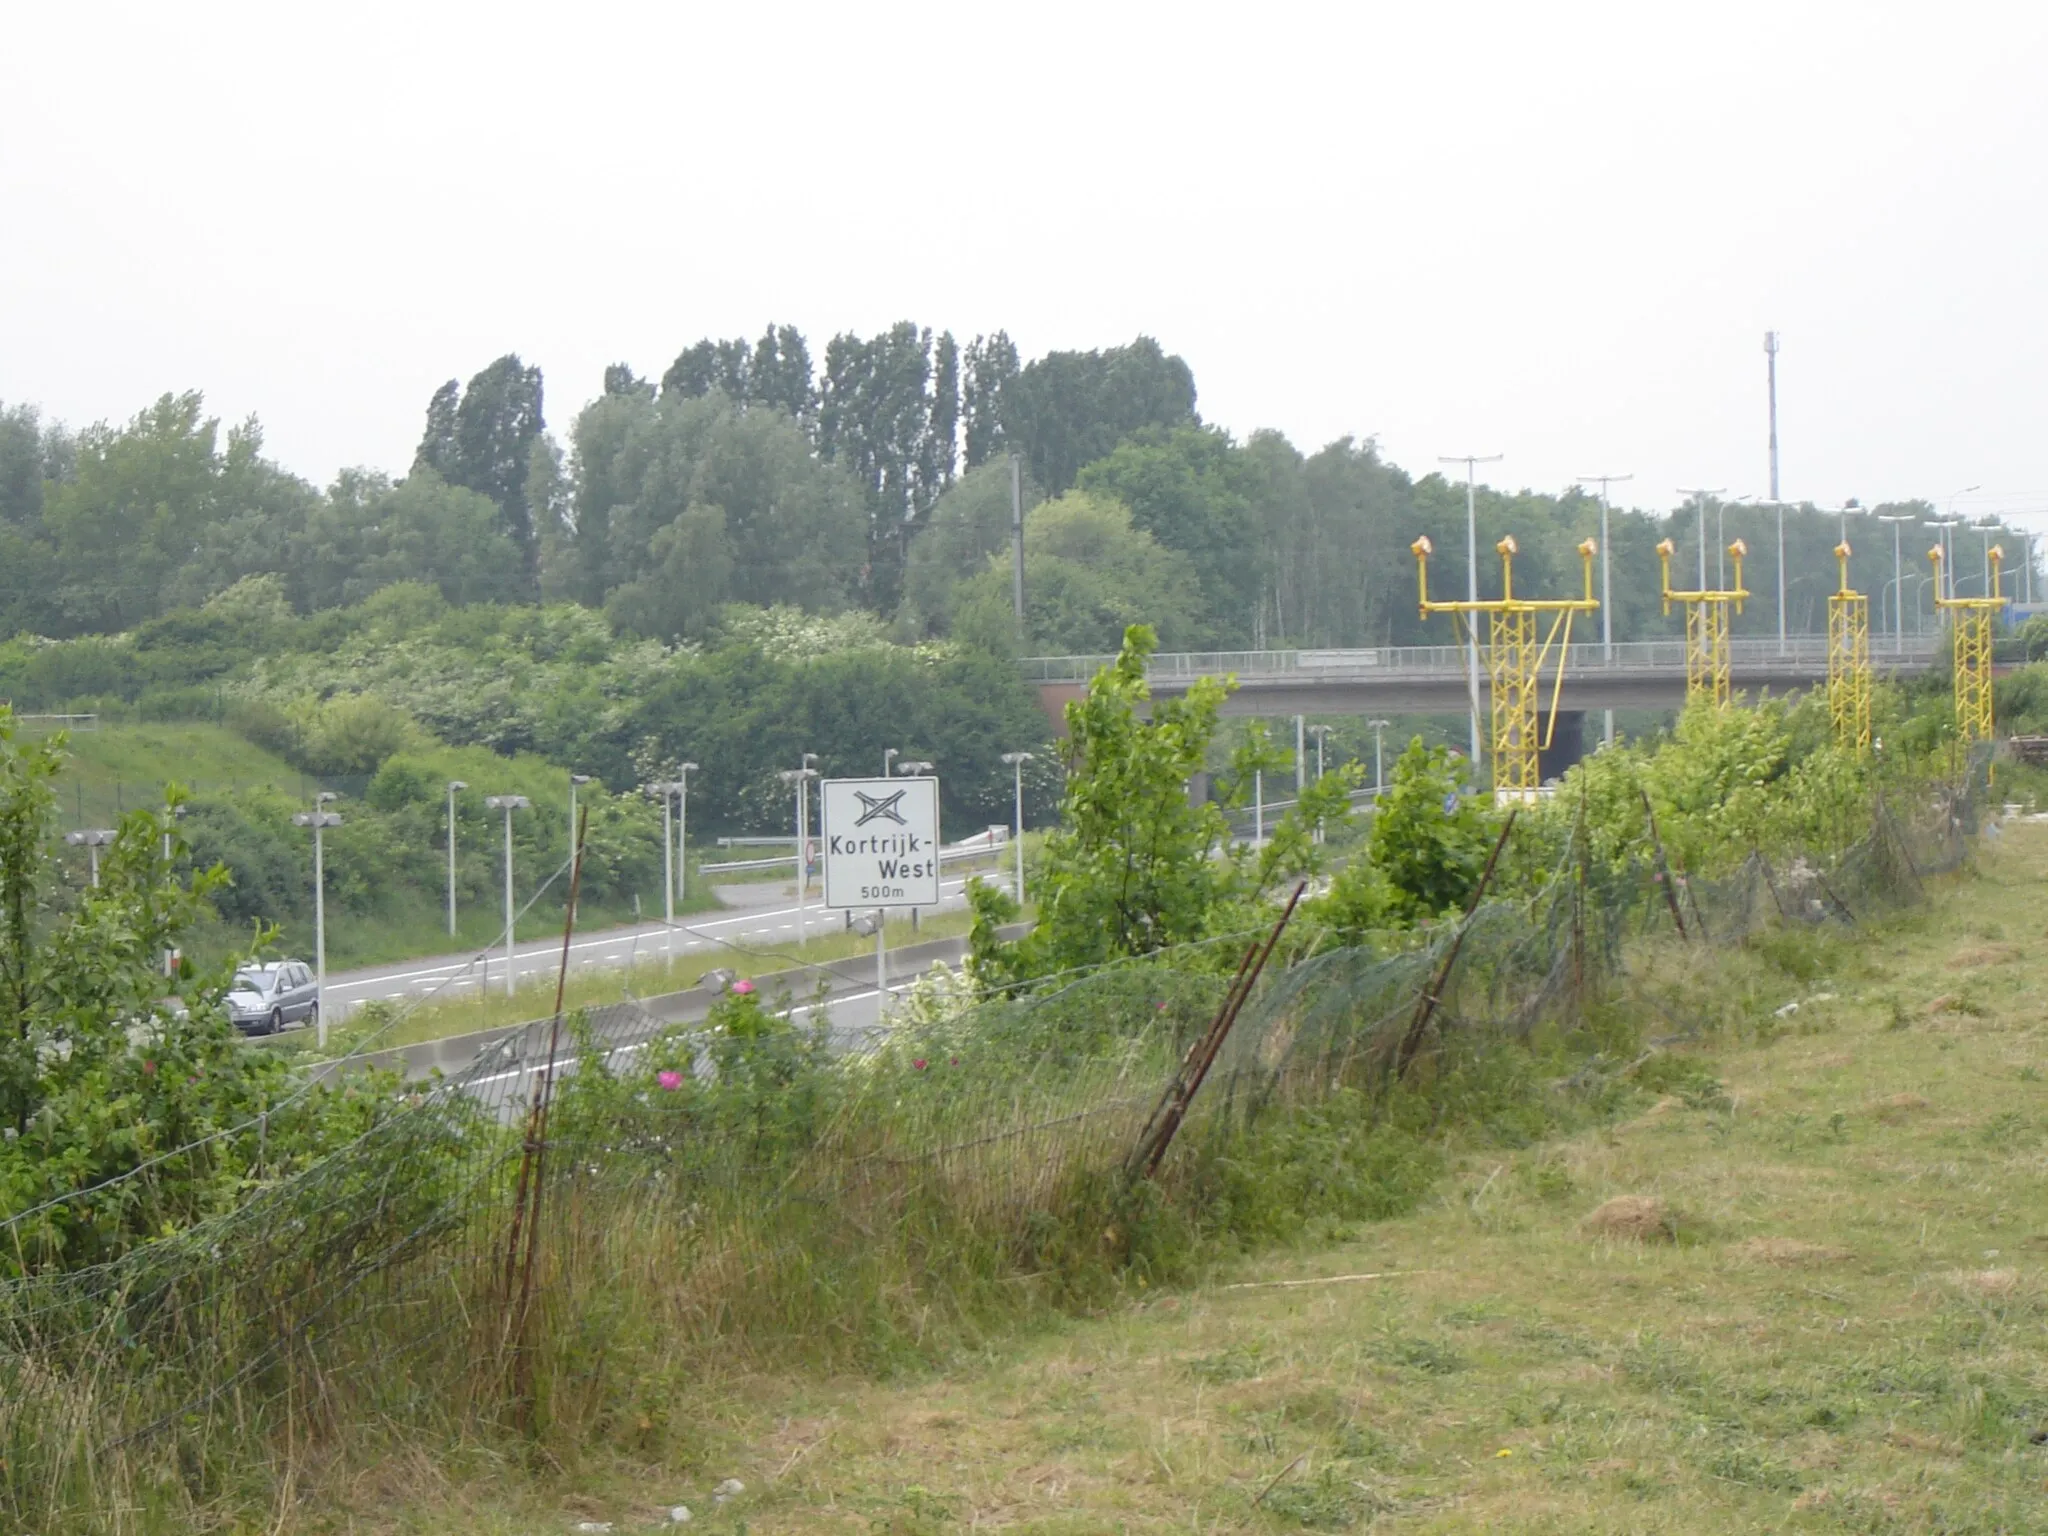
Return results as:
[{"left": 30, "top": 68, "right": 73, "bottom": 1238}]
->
[{"left": 411, "top": 354, "right": 546, "bottom": 582}]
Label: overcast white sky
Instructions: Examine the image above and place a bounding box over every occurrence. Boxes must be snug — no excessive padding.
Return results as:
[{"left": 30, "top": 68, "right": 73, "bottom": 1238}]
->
[{"left": 4, "top": 1, "right": 2046, "bottom": 533}]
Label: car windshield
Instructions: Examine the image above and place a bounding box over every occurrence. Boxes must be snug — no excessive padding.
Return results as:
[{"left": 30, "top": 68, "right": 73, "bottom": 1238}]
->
[{"left": 232, "top": 969, "right": 277, "bottom": 992}]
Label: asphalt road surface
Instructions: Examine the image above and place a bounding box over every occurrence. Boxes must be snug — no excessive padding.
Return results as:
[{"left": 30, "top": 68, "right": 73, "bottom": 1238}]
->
[
  {"left": 456, "top": 971, "right": 909, "bottom": 1115},
  {"left": 320, "top": 874, "right": 986, "bottom": 1018}
]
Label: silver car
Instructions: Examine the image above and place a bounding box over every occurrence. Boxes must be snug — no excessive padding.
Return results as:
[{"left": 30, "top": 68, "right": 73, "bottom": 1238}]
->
[{"left": 227, "top": 961, "right": 319, "bottom": 1035}]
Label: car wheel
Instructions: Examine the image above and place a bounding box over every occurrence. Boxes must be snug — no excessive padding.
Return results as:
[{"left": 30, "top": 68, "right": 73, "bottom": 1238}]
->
[
  {"left": 304, "top": 1002, "right": 318, "bottom": 1032},
  {"left": 267, "top": 1007, "right": 283, "bottom": 1036}
]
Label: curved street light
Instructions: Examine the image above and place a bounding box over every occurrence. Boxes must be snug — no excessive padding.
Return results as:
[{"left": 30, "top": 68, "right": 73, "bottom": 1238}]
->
[{"left": 484, "top": 795, "right": 530, "bottom": 998}]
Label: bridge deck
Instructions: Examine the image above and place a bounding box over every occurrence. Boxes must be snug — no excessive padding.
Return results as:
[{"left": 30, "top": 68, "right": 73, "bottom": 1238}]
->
[{"left": 1025, "top": 638, "right": 1940, "bottom": 717}]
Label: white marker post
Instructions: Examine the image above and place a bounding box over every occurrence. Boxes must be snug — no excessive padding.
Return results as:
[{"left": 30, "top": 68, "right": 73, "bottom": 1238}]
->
[{"left": 820, "top": 776, "right": 941, "bottom": 1017}]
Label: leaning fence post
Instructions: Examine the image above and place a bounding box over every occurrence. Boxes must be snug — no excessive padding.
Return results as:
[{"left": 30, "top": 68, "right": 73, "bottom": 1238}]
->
[
  {"left": 1126, "top": 882, "right": 1306, "bottom": 1183},
  {"left": 1394, "top": 808, "right": 1517, "bottom": 1080},
  {"left": 1640, "top": 790, "right": 1689, "bottom": 941}
]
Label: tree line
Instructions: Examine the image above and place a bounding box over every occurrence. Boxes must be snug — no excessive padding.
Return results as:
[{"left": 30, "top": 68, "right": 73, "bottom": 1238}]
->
[{"left": 0, "top": 327, "right": 2020, "bottom": 660}]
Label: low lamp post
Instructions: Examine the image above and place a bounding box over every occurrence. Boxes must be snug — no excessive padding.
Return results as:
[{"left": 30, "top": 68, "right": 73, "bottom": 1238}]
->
[
  {"left": 65, "top": 828, "right": 116, "bottom": 888},
  {"left": 291, "top": 795, "right": 342, "bottom": 1047}
]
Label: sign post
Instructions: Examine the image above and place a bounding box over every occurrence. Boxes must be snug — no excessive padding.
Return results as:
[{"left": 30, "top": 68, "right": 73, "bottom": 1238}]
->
[{"left": 820, "top": 776, "right": 941, "bottom": 1015}]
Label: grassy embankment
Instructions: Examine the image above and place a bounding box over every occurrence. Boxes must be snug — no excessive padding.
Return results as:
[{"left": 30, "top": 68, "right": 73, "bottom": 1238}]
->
[
  {"left": 43, "top": 720, "right": 725, "bottom": 967},
  {"left": 352, "top": 823, "right": 2048, "bottom": 1533}
]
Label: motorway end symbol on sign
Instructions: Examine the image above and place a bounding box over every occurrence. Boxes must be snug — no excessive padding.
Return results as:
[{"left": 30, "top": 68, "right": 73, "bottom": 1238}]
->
[{"left": 820, "top": 776, "right": 941, "bottom": 909}]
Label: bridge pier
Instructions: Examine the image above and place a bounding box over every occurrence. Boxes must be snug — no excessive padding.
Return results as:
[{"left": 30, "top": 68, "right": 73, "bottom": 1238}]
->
[{"left": 1538, "top": 710, "right": 1586, "bottom": 784}]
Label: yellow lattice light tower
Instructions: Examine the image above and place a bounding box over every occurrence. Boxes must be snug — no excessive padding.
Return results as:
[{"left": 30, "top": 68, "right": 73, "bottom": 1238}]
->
[
  {"left": 1827, "top": 540, "right": 1872, "bottom": 754},
  {"left": 1410, "top": 533, "right": 1599, "bottom": 802},
  {"left": 1656, "top": 537, "right": 1750, "bottom": 707},
  {"left": 1930, "top": 541, "right": 2002, "bottom": 750}
]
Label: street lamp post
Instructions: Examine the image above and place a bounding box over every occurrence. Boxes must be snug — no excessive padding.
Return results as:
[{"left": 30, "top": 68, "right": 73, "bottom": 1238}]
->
[
  {"left": 1367, "top": 719, "right": 1391, "bottom": 798},
  {"left": 484, "top": 795, "right": 529, "bottom": 998},
  {"left": 1717, "top": 495, "right": 1754, "bottom": 589},
  {"left": 1576, "top": 473, "right": 1631, "bottom": 745},
  {"left": 445, "top": 780, "right": 467, "bottom": 936},
  {"left": 893, "top": 760, "right": 934, "bottom": 930},
  {"left": 1439, "top": 453, "right": 1503, "bottom": 762},
  {"left": 674, "top": 763, "right": 697, "bottom": 905},
  {"left": 1000, "top": 751, "right": 1034, "bottom": 903},
  {"left": 291, "top": 796, "right": 342, "bottom": 1047},
  {"left": 159, "top": 802, "right": 187, "bottom": 865},
  {"left": 883, "top": 747, "right": 899, "bottom": 778},
  {"left": 1307, "top": 723, "right": 1332, "bottom": 779},
  {"left": 651, "top": 779, "right": 685, "bottom": 955},
  {"left": 65, "top": 828, "right": 115, "bottom": 888},
  {"left": 1930, "top": 517, "right": 1966, "bottom": 604},
  {"left": 1677, "top": 488, "right": 1726, "bottom": 593},
  {"left": 1767, "top": 499, "right": 1789, "bottom": 654},
  {"left": 568, "top": 774, "right": 592, "bottom": 846},
  {"left": 1876, "top": 515, "right": 1914, "bottom": 651},
  {"left": 777, "top": 762, "right": 819, "bottom": 945},
  {"left": 1978, "top": 523, "right": 2003, "bottom": 598},
  {"left": 1938, "top": 487, "right": 1979, "bottom": 603},
  {"left": 1306, "top": 724, "right": 1333, "bottom": 843}
]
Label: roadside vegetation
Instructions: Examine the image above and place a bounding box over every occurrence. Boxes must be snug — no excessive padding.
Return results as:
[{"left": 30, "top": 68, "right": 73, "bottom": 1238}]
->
[
  {"left": 0, "top": 615, "right": 2023, "bottom": 1533},
  {"left": 371, "top": 824, "right": 2048, "bottom": 1532}
]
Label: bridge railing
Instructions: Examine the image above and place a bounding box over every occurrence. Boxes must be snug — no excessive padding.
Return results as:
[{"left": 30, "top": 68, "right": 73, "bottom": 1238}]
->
[{"left": 1020, "top": 635, "right": 1939, "bottom": 684}]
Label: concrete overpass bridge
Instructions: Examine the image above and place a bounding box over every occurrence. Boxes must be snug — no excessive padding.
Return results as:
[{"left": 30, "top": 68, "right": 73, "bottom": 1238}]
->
[{"left": 1024, "top": 636, "right": 1941, "bottom": 724}]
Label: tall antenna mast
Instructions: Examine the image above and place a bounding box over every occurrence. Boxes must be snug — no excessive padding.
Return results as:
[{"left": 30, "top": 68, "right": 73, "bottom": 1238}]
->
[{"left": 1764, "top": 331, "right": 1781, "bottom": 502}]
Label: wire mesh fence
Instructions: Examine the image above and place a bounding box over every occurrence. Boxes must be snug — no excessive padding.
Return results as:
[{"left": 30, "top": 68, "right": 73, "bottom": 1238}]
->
[{"left": 0, "top": 775, "right": 1978, "bottom": 1524}]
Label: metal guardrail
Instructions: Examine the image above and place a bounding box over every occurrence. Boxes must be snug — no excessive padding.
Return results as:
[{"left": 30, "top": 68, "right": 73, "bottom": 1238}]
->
[{"left": 1019, "top": 637, "right": 1941, "bottom": 684}]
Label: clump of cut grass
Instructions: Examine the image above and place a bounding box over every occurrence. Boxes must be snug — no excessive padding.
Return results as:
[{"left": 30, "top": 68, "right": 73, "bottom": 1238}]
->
[
  {"left": 1873, "top": 1091, "right": 1932, "bottom": 1120},
  {"left": 1581, "top": 1195, "right": 1677, "bottom": 1242}
]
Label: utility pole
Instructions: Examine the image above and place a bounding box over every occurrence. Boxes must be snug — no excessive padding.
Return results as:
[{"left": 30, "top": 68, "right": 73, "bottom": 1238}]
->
[
  {"left": 1576, "top": 473, "right": 1631, "bottom": 746},
  {"left": 1438, "top": 452, "right": 1503, "bottom": 763},
  {"left": 1294, "top": 715, "right": 1306, "bottom": 794},
  {"left": 1677, "top": 488, "right": 1726, "bottom": 593},
  {"left": 1009, "top": 453, "right": 1025, "bottom": 628},
  {"left": 1764, "top": 331, "right": 1781, "bottom": 502}
]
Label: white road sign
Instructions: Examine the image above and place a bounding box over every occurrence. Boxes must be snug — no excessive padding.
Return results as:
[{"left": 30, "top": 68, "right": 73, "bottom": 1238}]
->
[{"left": 820, "top": 776, "right": 941, "bottom": 909}]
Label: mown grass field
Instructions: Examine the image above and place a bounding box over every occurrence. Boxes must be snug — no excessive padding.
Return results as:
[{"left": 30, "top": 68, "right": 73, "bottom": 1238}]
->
[{"left": 331, "top": 823, "right": 2048, "bottom": 1534}]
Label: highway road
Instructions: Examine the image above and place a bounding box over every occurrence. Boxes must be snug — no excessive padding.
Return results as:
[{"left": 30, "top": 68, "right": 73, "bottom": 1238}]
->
[
  {"left": 459, "top": 973, "right": 909, "bottom": 1111},
  {"left": 320, "top": 872, "right": 990, "bottom": 1019}
]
